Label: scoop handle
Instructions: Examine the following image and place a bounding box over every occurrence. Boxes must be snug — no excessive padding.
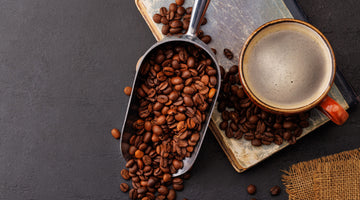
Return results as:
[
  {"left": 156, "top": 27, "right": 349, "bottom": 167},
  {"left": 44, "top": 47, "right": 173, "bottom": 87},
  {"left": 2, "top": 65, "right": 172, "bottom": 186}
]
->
[
  {"left": 185, "top": 0, "right": 210, "bottom": 37},
  {"left": 318, "top": 95, "right": 349, "bottom": 125}
]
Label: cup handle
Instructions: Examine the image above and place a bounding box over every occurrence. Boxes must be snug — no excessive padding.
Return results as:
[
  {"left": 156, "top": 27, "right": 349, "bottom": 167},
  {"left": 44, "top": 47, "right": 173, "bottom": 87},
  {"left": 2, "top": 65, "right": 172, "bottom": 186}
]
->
[{"left": 317, "top": 95, "right": 349, "bottom": 125}]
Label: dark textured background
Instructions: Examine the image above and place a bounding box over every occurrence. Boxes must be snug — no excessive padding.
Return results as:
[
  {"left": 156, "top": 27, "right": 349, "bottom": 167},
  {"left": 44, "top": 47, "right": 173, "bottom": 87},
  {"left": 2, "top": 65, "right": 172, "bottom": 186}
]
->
[{"left": 0, "top": 0, "right": 359, "bottom": 199}]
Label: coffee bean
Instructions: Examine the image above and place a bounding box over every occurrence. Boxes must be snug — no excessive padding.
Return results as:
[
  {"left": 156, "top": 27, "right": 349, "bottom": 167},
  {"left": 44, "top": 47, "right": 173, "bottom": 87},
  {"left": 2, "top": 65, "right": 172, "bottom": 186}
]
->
[
  {"left": 186, "top": 7, "right": 192, "bottom": 14},
  {"left": 270, "top": 185, "right": 281, "bottom": 196},
  {"left": 229, "top": 65, "right": 238, "bottom": 74},
  {"left": 111, "top": 128, "right": 120, "bottom": 139},
  {"left": 201, "top": 17, "right": 207, "bottom": 25},
  {"left": 170, "top": 20, "right": 183, "bottom": 28},
  {"left": 172, "top": 159, "right": 183, "bottom": 169},
  {"left": 158, "top": 185, "right": 169, "bottom": 195},
  {"left": 223, "top": 48, "right": 233, "bottom": 60},
  {"left": 209, "top": 88, "right": 217, "bottom": 99},
  {"left": 135, "top": 150, "right": 144, "bottom": 158},
  {"left": 129, "top": 188, "right": 137, "bottom": 200},
  {"left": 121, "top": 169, "right": 130, "bottom": 180},
  {"left": 124, "top": 86, "right": 132, "bottom": 96},
  {"left": 167, "top": 189, "right": 176, "bottom": 200},
  {"left": 153, "top": 14, "right": 162, "bottom": 23},
  {"left": 162, "top": 25, "right": 170, "bottom": 35},
  {"left": 177, "top": 6, "right": 186, "bottom": 15},
  {"left": 249, "top": 115, "right": 259, "bottom": 124},
  {"left": 247, "top": 184, "right": 256, "bottom": 195},
  {"left": 160, "top": 16, "right": 169, "bottom": 25},
  {"left": 169, "top": 3, "right": 177, "bottom": 12},
  {"left": 251, "top": 139, "right": 262, "bottom": 146},
  {"left": 120, "top": 183, "right": 129, "bottom": 192},
  {"left": 220, "top": 121, "right": 228, "bottom": 130},
  {"left": 175, "top": 0, "right": 184, "bottom": 6},
  {"left": 182, "top": 20, "right": 190, "bottom": 30},
  {"left": 173, "top": 183, "right": 184, "bottom": 191},
  {"left": 201, "top": 35, "right": 212, "bottom": 44},
  {"left": 282, "top": 121, "right": 294, "bottom": 129}
]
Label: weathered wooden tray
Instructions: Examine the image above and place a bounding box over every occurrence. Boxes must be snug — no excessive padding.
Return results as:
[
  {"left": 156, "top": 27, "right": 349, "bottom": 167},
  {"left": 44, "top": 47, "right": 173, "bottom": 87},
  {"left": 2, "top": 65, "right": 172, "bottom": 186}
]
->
[{"left": 135, "top": 0, "right": 349, "bottom": 172}]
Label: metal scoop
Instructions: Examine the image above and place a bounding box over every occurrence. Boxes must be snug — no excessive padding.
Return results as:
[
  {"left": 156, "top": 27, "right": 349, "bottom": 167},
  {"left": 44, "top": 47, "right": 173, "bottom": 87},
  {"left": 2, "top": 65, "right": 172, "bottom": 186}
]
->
[{"left": 120, "top": 0, "right": 220, "bottom": 177}]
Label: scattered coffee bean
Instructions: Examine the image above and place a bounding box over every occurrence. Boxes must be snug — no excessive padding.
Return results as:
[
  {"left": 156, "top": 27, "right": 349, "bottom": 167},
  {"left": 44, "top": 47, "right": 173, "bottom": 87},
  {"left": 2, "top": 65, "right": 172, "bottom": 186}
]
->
[
  {"left": 223, "top": 48, "right": 234, "bottom": 60},
  {"left": 270, "top": 185, "right": 281, "bottom": 196},
  {"left": 124, "top": 86, "right": 132, "bottom": 96},
  {"left": 247, "top": 184, "right": 256, "bottom": 195},
  {"left": 120, "top": 183, "right": 129, "bottom": 192},
  {"left": 200, "top": 35, "right": 212, "bottom": 44},
  {"left": 111, "top": 128, "right": 120, "bottom": 139},
  {"left": 211, "top": 48, "right": 217, "bottom": 54}
]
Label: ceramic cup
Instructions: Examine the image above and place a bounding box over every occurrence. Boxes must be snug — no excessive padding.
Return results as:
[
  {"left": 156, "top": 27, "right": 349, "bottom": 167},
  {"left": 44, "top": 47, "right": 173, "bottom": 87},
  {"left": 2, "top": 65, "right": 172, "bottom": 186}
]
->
[{"left": 239, "top": 18, "right": 348, "bottom": 125}]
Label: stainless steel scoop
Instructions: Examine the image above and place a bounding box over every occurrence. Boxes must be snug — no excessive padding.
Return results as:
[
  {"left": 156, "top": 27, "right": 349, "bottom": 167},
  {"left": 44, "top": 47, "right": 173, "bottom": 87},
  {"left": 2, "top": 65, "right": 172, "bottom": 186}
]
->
[{"left": 120, "top": 0, "right": 220, "bottom": 177}]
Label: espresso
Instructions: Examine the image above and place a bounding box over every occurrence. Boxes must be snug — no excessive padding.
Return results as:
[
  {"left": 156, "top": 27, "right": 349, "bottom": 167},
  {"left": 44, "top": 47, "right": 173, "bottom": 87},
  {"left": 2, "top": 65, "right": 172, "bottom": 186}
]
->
[{"left": 242, "top": 22, "right": 334, "bottom": 110}]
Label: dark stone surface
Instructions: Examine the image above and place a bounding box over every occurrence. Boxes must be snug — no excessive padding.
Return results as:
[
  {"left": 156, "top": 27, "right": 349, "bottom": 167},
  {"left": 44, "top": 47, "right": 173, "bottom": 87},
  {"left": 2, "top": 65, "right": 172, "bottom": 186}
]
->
[{"left": 0, "top": 0, "right": 358, "bottom": 199}]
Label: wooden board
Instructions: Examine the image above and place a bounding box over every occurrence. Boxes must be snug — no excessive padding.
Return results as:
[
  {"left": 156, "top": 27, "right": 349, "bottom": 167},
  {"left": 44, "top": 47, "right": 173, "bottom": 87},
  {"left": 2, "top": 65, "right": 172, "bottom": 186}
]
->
[{"left": 135, "top": 0, "right": 349, "bottom": 172}]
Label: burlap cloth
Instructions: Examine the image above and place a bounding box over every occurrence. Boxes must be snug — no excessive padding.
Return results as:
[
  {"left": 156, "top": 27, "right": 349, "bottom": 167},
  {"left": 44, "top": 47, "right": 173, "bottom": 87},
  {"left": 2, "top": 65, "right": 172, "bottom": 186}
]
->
[{"left": 282, "top": 148, "right": 360, "bottom": 200}]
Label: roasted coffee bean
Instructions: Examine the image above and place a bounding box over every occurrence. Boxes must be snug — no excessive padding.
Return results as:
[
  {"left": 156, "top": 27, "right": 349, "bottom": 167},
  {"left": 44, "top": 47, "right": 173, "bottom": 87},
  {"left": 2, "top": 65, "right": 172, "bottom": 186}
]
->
[
  {"left": 153, "top": 14, "right": 162, "bottom": 23},
  {"left": 129, "top": 188, "right": 138, "bottom": 200},
  {"left": 169, "top": 20, "right": 183, "bottom": 28},
  {"left": 160, "top": 16, "right": 169, "bottom": 25},
  {"left": 173, "top": 183, "right": 184, "bottom": 191},
  {"left": 251, "top": 139, "right": 262, "bottom": 146},
  {"left": 211, "top": 48, "right": 217, "bottom": 54},
  {"left": 186, "top": 7, "right": 192, "bottom": 14},
  {"left": 220, "top": 121, "right": 228, "bottom": 130},
  {"left": 161, "top": 25, "right": 170, "bottom": 35},
  {"left": 201, "top": 17, "right": 207, "bottom": 25},
  {"left": 170, "top": 27, "right": 182, "bottom": 34},
  {"left": 121, "top": 169, "right": 130, "bottom": 180},
  {"left": 172, "top": 159, "right": 183, "bottom": 169},
  {"left": 135, "top": 150, "right": 144, "bottom": 158},
  {"left": 160, "top": 7, "right": 168, "bottom": 16},
  {"left": 169, "top": 3, "right": 177, "bottom": 12},
  {"left": 142, "top": 155, "right": 152, "bottom": 166},
  {"left": 228, "top": 65, "right": 238, "bottom": 74},
  {"left": 158, "top": 185, "right": 169, "bottom": 195},
  {"left": 175, "top": 0, "right": 184, "bottom": 6},
  {"left": 283, "top": 121, "right": 295, "bottom": 129},
  {"left": 182, "top": 20, "right": 190, "bottom": 30},
  {"left": 111, "top": 128, "right": 120, "bottom": 139},
  {"left": 270, "top": 185, "right": 281, "bottom": 196},
  {"left": 124, "top": 86, "right": 132, "bottom": 96},
  {"left": 167, "top": 189, "right": 176, "bottom": 200},
  {"left": 177, "top": 6, "right": 186, "bottom": 15},
  {"left": 223, "top": 48, "right": 233, "bottom": 60},
  {"left": 247, "top": 184, "right": 256, "bottom": 195},
  {"left": 126, "top": 159, "right": 135, "bottom": 168},
  {"left": 120, "top": 183, "right": 129, "bottom": 192},
  {"left": 201, "top": 35, "right": 212, "bottom": 44}
]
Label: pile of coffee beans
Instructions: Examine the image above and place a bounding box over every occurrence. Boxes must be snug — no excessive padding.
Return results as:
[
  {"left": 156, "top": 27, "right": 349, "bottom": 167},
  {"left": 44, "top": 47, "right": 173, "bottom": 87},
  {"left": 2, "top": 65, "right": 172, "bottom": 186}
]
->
[
  {"left": 217, "top": 61, "right": 310, "bottom": 146},
  {"left": 120, "top": 42, "right": 218, "bottom": 200},
  {"left": 152, "top": 0, "right": 212, "bottom": 44}
]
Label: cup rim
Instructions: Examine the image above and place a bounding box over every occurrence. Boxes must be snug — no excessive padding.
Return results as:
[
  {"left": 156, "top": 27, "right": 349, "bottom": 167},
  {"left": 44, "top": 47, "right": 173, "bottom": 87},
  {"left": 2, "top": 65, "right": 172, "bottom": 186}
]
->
[{"left": 238, "top": 18, "right": 336, "bottom": 114}]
